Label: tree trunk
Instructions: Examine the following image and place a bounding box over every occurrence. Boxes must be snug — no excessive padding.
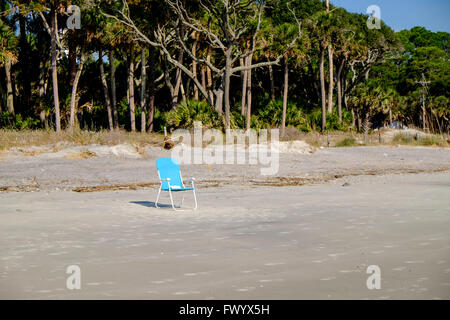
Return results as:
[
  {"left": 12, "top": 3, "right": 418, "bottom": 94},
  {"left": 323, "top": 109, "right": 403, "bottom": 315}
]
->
[
  {"left": 185, "top": 75, "right": 191, "bottom": 100},
  {"left": 319, "top": 47, "right": 327, "bottom": 131},
  {"left": 356, "top": 112, "right": 361, "bottom": 132},
  {"left": 172, "top": 53, "right": 183, "bottom": 106},
  {"left": 140, "top": 48, "right": 147, "bottom": 132},
  {"left": 19, "top": 14, "right": 31, "bottom": 110},
  {"left": 342, "top": 69, "right": 348, "bottom": 111},
  {"left": 327, "top": 46, "right": 334, "bottom": 113},
  {"left": 180, "top": 81, "right": 186, "bottom": 101},
  {"left": 224, "top": 47, "right": 232, "bottom": 129},
  {"left": 69, "top": 48, "right": 86, "bottom": 129},
  {"left": 421, "top": 75, "right": 426, "bottom": 131},
  {"left": 99, "top": 49, "right": 113, "bottom": 130},
  {"left": 363, "top": 112, "right": 370, "bottom": 142},
  {"left": 68, "top": 39, "right": 77, "bottom": 86},
  {"left": 269, "top": 63, "right": 275, "bottom": 101},
  {"left": 206, "top": 49, "right": 214, "bottom": 105},
  {"left": 201, "top": 66, "right": 206, "bottom": 101},
  {"left": 172, "top": 24, "right": 185, "bottom": 107},
  {"left": 324, "top": 0, "right": 333, "bottom": 117},
  {"left": 389, "top": 107, "right": 393, "bottom": 127},
  {"left": 172, "top": 66, "right": 182, "bottom": 106},
  {"left": 163, "top": 56, "right": 175, "bottom": 99},
  {"left": 337, "top": 76, "right": 342, "bottom": 122},
  {"left": 51, "top": 6, "right": 61, "bottom": 132},
  {"left": 11, "top": 70, "right": 16, "bottom": 109},
  {"left": 148, "top": 47, "right": 156, "bottom": 132},
  {"left": 246, "top": 54, "right": 253, "bottom": 131},
  {"left": 109, "top": 51, "right": 118, "bottom": 130},
  {"left": 192, "top": 32, "right": 199, "bottom": 100},
  {"left": 128, "top": 49, "right": 136, "bottom": 132},
  {"left": 38, "top": 59, "right": 47, "bottom": 126},
  {"left": 5, "top": 59, "right": 14, "bottom": 115},
  {"left": 336, "top": 59, "right": 345, "bottom": 123},
  {"left": 240, "top": 57, "right": 247, "bottom": 116},
  {"left": 214, "top": 86, "right": 224, "bottom": 114},
  {"left": 351, "top": 108, "right": 355, "bottom": 128},
  {"left": 281, "top": 54, "right": 289, "bottom": 137}
]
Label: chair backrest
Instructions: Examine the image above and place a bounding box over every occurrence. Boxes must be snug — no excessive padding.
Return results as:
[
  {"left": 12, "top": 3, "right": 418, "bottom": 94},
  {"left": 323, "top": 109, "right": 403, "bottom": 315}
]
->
[{"left": 156, "top": 158, "right": 183, "bottom": 190}]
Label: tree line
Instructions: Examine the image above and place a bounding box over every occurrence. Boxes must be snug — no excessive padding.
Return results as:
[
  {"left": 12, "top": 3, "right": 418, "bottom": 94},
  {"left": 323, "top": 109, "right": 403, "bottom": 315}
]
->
[{"left": 0, "top": 0, "right": 448, "bottom": 134}]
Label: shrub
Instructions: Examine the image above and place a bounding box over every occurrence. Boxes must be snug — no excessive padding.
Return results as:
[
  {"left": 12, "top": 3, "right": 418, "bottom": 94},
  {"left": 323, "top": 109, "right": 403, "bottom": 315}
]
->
[
  {"left": 393, "top": 133, "right": 449, "bottom": 147},
  {"left": 307, "top": 108, "right": 352, "bottom": 132},
  {"left": 257, "top": 99, "right": 310, "bottom": 131},
  {"left": 392, "top": 133, "right": 411, "bottom": 144},
  {"left": 418, "top": 136, "right": 442, "bottom": 146},
  {"left": 335, "top": 136, "right": 356, "bottom": 147},
  {"left": 163, "top": 99, "right": 224, "bottom": 130},
  {"left": 0, "top": 112, "right": 40, "bottom": 130}
]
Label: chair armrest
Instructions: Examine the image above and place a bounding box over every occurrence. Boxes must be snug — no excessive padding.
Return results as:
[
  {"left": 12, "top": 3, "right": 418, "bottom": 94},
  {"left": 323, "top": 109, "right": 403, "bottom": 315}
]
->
[
  {"left": 160, "top": 178, "right": 171, "bottom": 181},
  {"left": 185, "top": 177, "right": 195, "bottom": 182}
]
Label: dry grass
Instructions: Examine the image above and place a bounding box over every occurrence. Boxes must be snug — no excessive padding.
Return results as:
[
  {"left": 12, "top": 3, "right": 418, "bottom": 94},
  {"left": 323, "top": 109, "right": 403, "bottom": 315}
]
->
[
  {"left": 250, "top": 167, "right": 450, "bottom": 187},
  {"left": 0, "top": 129, "right": 165, "bottom": 151},
  {"left": 283, "top": 131, "right": 368, "bottom": 147},
  {"left": 335, "top": 137, "right": 357, "bottom": 147},
  {"left": 283, "top": 129, "right": 449, "bottom": 148},
  {"left": 392, "top": 133, "right": 449, "bottom": 147},
  {"left": 72, "top": 182, "right": 159, "bottom": 193},
  {"left": 1, "top": 128, "right": 448, "bottom": 151},
  {"left": 64, "top": 148, "right": 97, "bottom": 160},
  {"left": 0, "top": 184, "right": 40, "bottom": 192}
]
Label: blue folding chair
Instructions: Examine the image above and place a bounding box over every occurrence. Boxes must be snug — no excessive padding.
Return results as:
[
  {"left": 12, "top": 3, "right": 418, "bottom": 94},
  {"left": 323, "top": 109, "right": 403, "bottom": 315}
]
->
[{"left": 155, "top": 158, "right": 198, "bottom": 211}]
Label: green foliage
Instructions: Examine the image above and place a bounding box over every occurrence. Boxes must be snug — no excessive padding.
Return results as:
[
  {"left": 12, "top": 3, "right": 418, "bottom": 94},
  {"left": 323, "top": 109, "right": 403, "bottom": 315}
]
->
[
  {"left": 152, "top": 108, "right": 166, "bottom": 133},
  {"left": 0, "top": 19, "right": 17, "bottom": 65},
  {"left": 163, "top": 100, "right": 224, "bottom": 130},
  {"left": 307, "top": 108, "right": 352, "bottom": 132},
  {"left": 0, "top": 112, "right": 40, "bottom": 130},
  {"left": 335, "top": 136, "right": 356, "bottom": 147},
  {"left": 257, "top": 99, "right": 309, "bottom": 130},
  {"left": 0, "top": 1, "right": 447, "bottom": 135}
]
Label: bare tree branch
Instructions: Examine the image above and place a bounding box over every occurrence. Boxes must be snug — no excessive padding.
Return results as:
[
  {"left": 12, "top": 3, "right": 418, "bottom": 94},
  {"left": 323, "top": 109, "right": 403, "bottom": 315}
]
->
[
  {"left": 100, "top": 0, "right": 213, "bottom": 105},
  {"left": 38, "top": 11, "right": 63, "bottom": 51}
]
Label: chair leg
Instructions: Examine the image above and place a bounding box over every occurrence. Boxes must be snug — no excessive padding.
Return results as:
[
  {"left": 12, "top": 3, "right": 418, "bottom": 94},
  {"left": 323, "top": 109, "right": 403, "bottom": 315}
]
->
[
  {"left": 155, "top": 185, "right": 197, "bottom": 211},
  {"left": 192, "top": 188, "right": 198, "bottom": 210},
  {"left": 180, "top": 194, "right": 185, "bottom": 208},
  {"left": 168, "top": 189, "right": 180, "bottom": 211},
  {"left": 155, "top": 185, "right": 162, "bottom": 208}
]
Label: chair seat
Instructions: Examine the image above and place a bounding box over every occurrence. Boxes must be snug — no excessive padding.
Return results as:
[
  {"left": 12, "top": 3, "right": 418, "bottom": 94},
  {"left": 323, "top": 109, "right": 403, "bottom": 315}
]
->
[{"left": 162, "top": 186, "right": 194, "bottom": 192}]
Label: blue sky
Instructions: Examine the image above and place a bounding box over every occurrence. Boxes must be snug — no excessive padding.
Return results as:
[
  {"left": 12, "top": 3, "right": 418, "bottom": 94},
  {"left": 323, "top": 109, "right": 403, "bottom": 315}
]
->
[{"left": 331, "top": 0, "right": 450, "bottom": 33}]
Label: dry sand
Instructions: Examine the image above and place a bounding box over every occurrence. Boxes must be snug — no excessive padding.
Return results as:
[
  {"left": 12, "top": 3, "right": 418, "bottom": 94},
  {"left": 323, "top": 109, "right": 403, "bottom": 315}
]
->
[{"left": 0, "top": 144, "right": 449, "bottom": 299}]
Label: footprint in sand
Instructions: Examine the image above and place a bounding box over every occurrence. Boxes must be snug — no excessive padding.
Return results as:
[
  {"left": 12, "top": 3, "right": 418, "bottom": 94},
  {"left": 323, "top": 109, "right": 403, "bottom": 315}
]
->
[
  {"left": 264, "top": 262, "right": 286, "bottom": 266},
  {"left": 184, "top": 272, "right": 208, "bottom": 277},
  {"left": 241, "top": 269, "right": 259, "bottom": 274},
  {"left": 320, "top": 276, "right": 337, "bottom": 281},
  {"left": 173, "top": 291, "right": 201, "bottom": 295},
  {"left": 236, "top": 287, "right": 256, "bottom": 292}
]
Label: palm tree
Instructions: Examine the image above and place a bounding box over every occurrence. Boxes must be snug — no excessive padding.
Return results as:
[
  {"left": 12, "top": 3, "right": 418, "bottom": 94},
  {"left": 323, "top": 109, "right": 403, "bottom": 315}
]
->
[
  {"left": 308, "top": 10, "right": 331, "bottom": 131},
  {"left": 102, "top": 6, "right": 139, "bottom": 131},
  {"left": 50, "top": 3, "right": 62, "bottom": 131},
  {"left": 0, "top": 20, "right": 18, "bottom": 115},
  {"left": 325, "top": 0, "right": 334, "bottom": 115},
  {"left": 380, "top": 88, "right": 397, "bottom": 128},
  {"left": 348, "top": 84, "right": 383, "bottom": 140},
  {"left": 270, "top": 22, "right": 304, "bottom": 137}
]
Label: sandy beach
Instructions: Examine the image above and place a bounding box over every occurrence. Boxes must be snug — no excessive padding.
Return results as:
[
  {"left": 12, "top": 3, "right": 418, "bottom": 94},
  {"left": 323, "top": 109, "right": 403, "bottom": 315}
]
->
[{"left": 0, "top": 145, "right": 449, "bottom": 299}]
